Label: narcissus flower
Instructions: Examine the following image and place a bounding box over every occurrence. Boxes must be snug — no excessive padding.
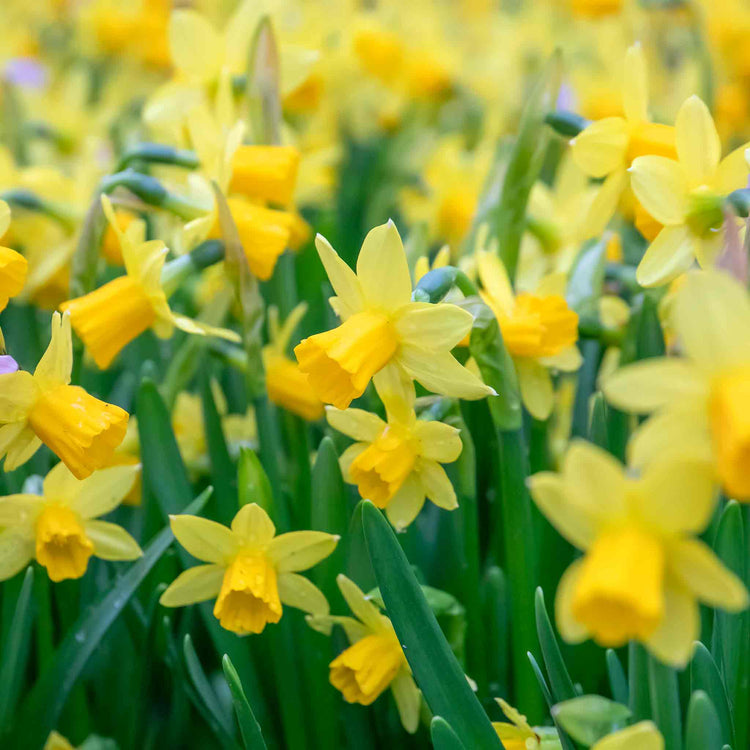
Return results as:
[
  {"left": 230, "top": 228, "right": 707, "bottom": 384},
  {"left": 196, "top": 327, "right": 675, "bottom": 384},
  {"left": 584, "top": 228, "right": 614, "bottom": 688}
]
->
[
  {"left": 591, "top": 722, "right": 664, "bottom": 750},
  {"left": 295, "top": 221, "right": 493, "bottom": 409},
  {"left": 477, "top": 250, "right": 581, "bottom": 420},
  {"left": 529, "top": 440, "right": 748, "bottom": 666},
  {"left": 0, "top": 312, "right": 128, "bottom": 478},
  {"left": 492, "top": 698, "right": 561, "bottom": 749},
  {"left": 229, "top": 145, "right": 300, "bottom": 207},
  {"left": 0, "top": 200, "right": 27, "bottom": 311},
  {"left": 307, "top": 574, "right": 420, "bottom": 733},
  {"left": 327, "top": 368, "right": 462, "bottom": 530},
  {"left": 0, "top": 462, "right": 141, "bottom": 582},
  {"left": 60, "top": 196, "right": 240, "bottom": 369},
  {"left": 604, "top": 269, "right": 750, "bottom": 500},
  {"left": 571, "top": 45, "right": 676, "bottom": 204},
  {"left": 629, "top": 96, "right": 750, "bottom": 286},
  {"left": 160, "top": 503, "right": 337, "bottom": 635},
  {"left": 263, "top": 304, "right": 324, "bottom": 421}
]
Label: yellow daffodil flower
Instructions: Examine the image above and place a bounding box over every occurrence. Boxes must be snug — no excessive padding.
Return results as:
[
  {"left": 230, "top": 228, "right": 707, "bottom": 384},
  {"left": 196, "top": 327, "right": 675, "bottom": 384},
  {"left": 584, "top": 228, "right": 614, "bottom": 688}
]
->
[
  {"left": 263, "top": 304, "right": 324, "bottom": 421},
  {"left": 529, "top": 440, "right": 748, "bottom": 666},
  {"left": 229, "top": 145, "right": 300, "bottom": 208},
  {"left": 571, "top": 45, "right": 676, "bottom": 206},
  {"left": 604, "top": 269, "right": 750, "bottom": 500},
  {"left": 0, "top": 312, "right": 128, "bottom": 478},
  {"left": 295, "top": 221, "right": 493, "bottom": 409},
  {"left": 477, "top": 250, "right": 581, "bottom": 420},
  {"left": 493, "top": 698, "right": 561, "bottom": 749},
  {"left": 0, "top": 200, "right": 27, "bottom": 311},
  {"left": 591, "top": 722, "right": 664, "bottom": 750},
  {"left": 160, "top": 503, "right": 337, "bottom": 635},
  {"left": 308, "top": 574, "right": 421, "bottom": 733},
  {"left": 60, "top": 195, "right": 240, "bottom": 369},
  {"left": 327, "top": 367, "right": 462, "bottom": 530},
  {"left": 0, "top": 461, "right": 141, "bottom": 582},
  {"left": 629, "top": 95, "right": 750, "bottom": 286}
]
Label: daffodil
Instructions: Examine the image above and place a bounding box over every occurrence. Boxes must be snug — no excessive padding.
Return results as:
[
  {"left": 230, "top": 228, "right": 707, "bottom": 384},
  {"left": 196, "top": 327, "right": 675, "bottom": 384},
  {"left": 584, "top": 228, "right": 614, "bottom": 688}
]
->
[
  {"left": 160, "top": 503, "right": 337, "bottom": 635},
  {"left": 263, "top": 304, "right": 324, "bottom": 421},
  {"left": 477, "top": 250, "right": 581, "bottom": 420},
  {"left": 604, "top": 269, "right": 750, "bottom": 500},
  {"left": 629, "top": 95, "right": 750, "bottom": 286},
  {"left": 0, "top": 461, "right": 141, "bottom": 583},
  {"left": 307, "top": 574, "right": 421, "bottom": 733},
  {"left": 327, "top": 367, "right": 462, "bottom": 530},
  {"left": 229, "top": 145, "right": 300, "bottom": 208},
  {"left": 0, "top": 312, "right": 128, "bottom": 479},
  {"left": 60, "top": 195, "right": 240, "bottom": 369},
  {"left": 591, "top": 722, "right": 664, "bottom": 750},
  {"left": 492, "top": 699, "right": 561, "bottom": 749},
  {"left": 0, "top": 199, "right": 27, "bottom": 311},
  {"left": 295, "top": 221, "right": 493, "bottom": 409},
  {"left": 529, "top": 440, "right": 748, "bottom": 666},
  {"left": 571, "top": 45, "right": 676, "bottom": 205}
]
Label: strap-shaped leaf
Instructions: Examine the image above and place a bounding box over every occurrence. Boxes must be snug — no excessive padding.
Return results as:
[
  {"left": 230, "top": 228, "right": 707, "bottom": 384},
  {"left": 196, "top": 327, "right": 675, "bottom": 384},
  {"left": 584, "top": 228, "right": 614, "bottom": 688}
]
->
[
  {"left": 431, "top": 717, "right": 467, "bottom": 750},
  {"left": 685, "top": 691, "right": 723, "bottom": 750},
  {"left": 222, "top": 655, "right": 268, "bottom": 750}
]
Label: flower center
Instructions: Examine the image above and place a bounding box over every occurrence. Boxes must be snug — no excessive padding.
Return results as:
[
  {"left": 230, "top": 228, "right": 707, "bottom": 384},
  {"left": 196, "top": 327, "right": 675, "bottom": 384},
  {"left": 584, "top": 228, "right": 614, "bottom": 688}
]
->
[
  {"left": 572, "top": 525, "right": 665, "bottom": 646},
  {"left": 329, "top": 631, "right": 405, "bottom": 705},
  {"left": 709, "top": 367, "right": 750, "bottom": 499},
  {"left": 349, "top": 424, "right": 418, "bottom": 507},
  {"left": 295, "top": 310, "right": 399, "bottom": 410},
  {"left": 213, "top": 552, "right": 282, "bottom": 635},
  {"left": 686, "top": 188, "right": 724, "bottom": 237},
  {"left": 35, "top": 503, "right": 94, "bottom": 582},
  {"left": 626, "top": 121, "right": 677, "bottom": 164}
]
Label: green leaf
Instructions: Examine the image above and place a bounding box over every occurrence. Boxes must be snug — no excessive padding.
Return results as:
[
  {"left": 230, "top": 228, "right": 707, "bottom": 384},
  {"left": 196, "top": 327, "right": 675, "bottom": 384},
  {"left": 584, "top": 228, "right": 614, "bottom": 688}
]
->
[
  {"left": 628, "top": 642, "right": 651, "bottom": 721},
  {"left": 361, "top": 501, "right": 502, "bottom": 749},
  {"left": 648, "top": 656, "right": 682, "bottom": 750},
  {"left": 566, "top": 236, "right": 608, "bottom": 317},
  {"left": 535, "top": 587, "right": 576, "bottom": 703},
  {"left": 606, "top": 649, "right": 629, "bottom": 707},
  {"left": 13, "top": 488, "right": 212, "bottom": 749},
  {"left": 311, "top": 436, "right": 349, "bottom": 537},
  {"left": 431, "top": 717, "right": 467, "bottom": 750},
  {"left": 690, "top": 643, "right": 733, "bottom": 747},
  {"left": 0, "top": 567, "right": 34, "bottom": 733},
  {"left": 222, "top": 655, "right": 268, "bottom": 750},
  {"left": 685, "top": 691, "right": 723, "bottom": 750},
  {"left": 552, "top": 695, "right": 632, "bottom": 746}
]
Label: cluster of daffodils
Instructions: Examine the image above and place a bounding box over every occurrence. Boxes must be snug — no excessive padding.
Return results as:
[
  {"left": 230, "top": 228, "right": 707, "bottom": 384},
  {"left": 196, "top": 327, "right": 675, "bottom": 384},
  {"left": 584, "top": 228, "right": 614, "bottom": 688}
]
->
[{"left": 2, "top": 1, "right": 750, "bottom": 749}]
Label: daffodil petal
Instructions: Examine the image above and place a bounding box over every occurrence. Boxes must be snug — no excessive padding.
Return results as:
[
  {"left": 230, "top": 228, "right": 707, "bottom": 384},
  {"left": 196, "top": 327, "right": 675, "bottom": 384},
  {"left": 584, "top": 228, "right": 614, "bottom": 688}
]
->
[
  {"left": 394, "top": 303, "right": 473, "bottom": 351},
  {"left": 336, "top": 574, "right": 385, "bottom": 632},
  {"left": 306, "top": 614, "right": 370, "bottom": 642},
  {"left": 571, "top": 118, "right": 629, "bottom": 178},
  {"left": 340, "top": 443, "right": 367, "bottom": 481},
  {"left": 356, "top": 221, "right": 412, "bottom": 311},
  {"left": 636, "top": 225, "right": 696, "bottom": 288},
  {"left": 169, "top": 9, "right": 223, "bottom": 80},
  {"left": 4, "top": 428, "right": 42, "bottom": 471},
  {"left": 0, "top": 371, "right": 37, "bottom": 421},
  {"left": 516, "top": 358, "right": 554, "bottom": 421},
  {"left": 540, "top": 345, "right": 582, "bottom": 372},
  {"left": 266, "top": 530, "right": 338, "bottom": 573},
  {"left": 315, "top": 234, "right": 365, "bottom": 319},
  {"left": 171, "top": 314, "right": 241, "bottom": 342},
  {"left": 384, "top": 474, "right": 425, "bottom": 531},
  {"left": 644, "top": 581, "right": 699, "bottom": 668},
  {"left": 554, "top": 559, "right": 589, "bottom": 643},
  {"left": 0, "top": 494, "right": 40, "bottom": 527},
  {"left": 84, "top": 520, "right": 142, "bottom": 560},
  {"left": 629, "top": 156, "right": 688, "bottom": 226},
  {"left": 278, "top": 572, "right": 329, "bottom": 615},
  {"left": 67, "top": 464, "right": 140, "bottom": 519},
  {"left": 622, "top": 45, "right": 648, "bottom": 123},
  {"left": 675, "top": 95, "right": 720, "bottom": 186},
  {"left": 417, "top": 460, "right": 457, "bottom": 510},
  {"left": 582, "top": 169, "right": 628, "bottom": 238},
  {"left": 398, "top": 347, "right": 493, "bottom": 400},
  {"left": 477, "top": 249, "right": 514, "bottom": 315},
  {"left": 160, "top": 564, "right": 225, "bottom": 607},
  {"left": 390, "top": 671, "right": 421, "bottom": 734},
  {"left": 591, "top": 721, "right": 664, "bottom": 750},
  {"left": 230, "top": 503, "right": 276, "bottom": 545},
  {"left": 0, "top": 529, "right": 33, "bottom": 582},
  {"left": 715, "top": 142, "right": 750, "bottom": 194},
  {"left": 413, "top": 420, "right": 462, "bottom": 462},
  {"left": 326, "top": 406, "right": 385, "bottom": 441},
  {"left": 34, "top": 312, "right": 72, "bottom": 388},
  {"left": 169, "top": 514, "right": 239, "bottom": 564}
]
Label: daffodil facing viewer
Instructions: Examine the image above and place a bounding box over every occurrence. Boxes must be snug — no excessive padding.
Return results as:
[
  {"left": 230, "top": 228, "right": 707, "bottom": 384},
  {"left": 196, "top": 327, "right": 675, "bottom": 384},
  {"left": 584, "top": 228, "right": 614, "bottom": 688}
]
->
[
  {"left": 529, "top": 440, "right": 748, "bottom": 666},
  {"left": 0, "top": 462, "right": 141, "bottom": 582},
  {"left": 308, "top": 574, "right": 421, "bottom": 733},
  {"left": 295, "top": 220, "right": 493, "bottom": 409},
  {"left": 0, "top": 312, "right": 128, "bottom": 478},
  {"left": 160, "top": 503, "right": 338, "bottom": 635}
]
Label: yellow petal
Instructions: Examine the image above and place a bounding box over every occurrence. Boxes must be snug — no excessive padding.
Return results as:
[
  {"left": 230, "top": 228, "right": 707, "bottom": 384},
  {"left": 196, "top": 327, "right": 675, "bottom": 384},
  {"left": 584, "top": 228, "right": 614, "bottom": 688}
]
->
[
  {"left": 326, "top": 406, "right": 385, "bottom": 442},
  {"left": 357, "top": 221, "right": 412, "bottom": 312},
  {"left": 4, "top": 427, "right": 42, "bottom": 471},
  {"left": 571, "top": 118, "right": 629, "bottom": 178},
  {"left": 84, "top": 520, "right": 142, "bottom": 560},
  {"left": 0, "top": 200, "right": 10, "bottom": 237},
  {"left": 675, "top": 95, "right": 720, "bottom": 187},
  {"left": 159, "top": 564, "right": 225, "bottom": 607},
  {"left": 0, "top": 529, "right": 34, "bottom": 582},
  {"left": 516, "top": 359, "right": 554, "bottom": 421},
  {"left": 592, "top": 721, "right": 664, "bottom": 750},
  {"left": 34, "top": 312, "right": 72, "bottom": 389},
  {"left": 603, "top": 358, "right": 705, "bottom": 414},
  {"left": 582, "top": 169, "right": 628, "bottom": 238},
  {"left": 540, "top": 345, "right": 582, "bottom": 372},
  {"left": 643, "top": 581, "right": 699, "bottom": 668},
  {"left": 337, "top": 573, "right": 385, "bottom": 631},
  {"left": 715, "top": 142, "right": 750, "bottom": 194},
  {"left": 0, "top": 370, "right": 37, "bottom": 422},
  {"left": 171, "top": 314, "right": 241, "bottom": 343},
  {"left": 65, "top": 464, "right": 139, "bottom": 519},
  {"left": 169, "top": 9, "right": 223, "bottom": 80},
  {"left": 398, "top": 347, "right": 493, "bottom": 400},
  {"left": 636, "top": 225, "right": 696, "bottom": 288},
  {"left": 340, "top": 443, "right": 367, "bottom": 481},
  {"left": 417, "top": 460, "right": 457, "bottom": 510},
  {"left": 315, "top": 234, "right": 365, "bottom": 320},
  {"left": 622, "top": 45, "right": 648, "bottom": 123},
  {"left": 385, "top": 475, "right": 426, "bottom": 531},
  {"left": 477, "top": 249, "right": 514, "bottom": 315},
  {"left": 0, "top": 494, "right": 40, "bottom": 527},
  {"left": 373, "top": 364, "right": 416, "bottom": 424},
  {"left": 669, "top": 538, "right": 749, "bottom": 611},
  {"left": 394, "top": 303, "right": 473, "bottom": 351},
  {"left": 266, "top": 531, "right": 339, "bottom": 573},
  {"left": 390, "top": 671, "right": 421, "bottom": 734},
  {"left": 629, "top": 156, "right": 688, "bottom": 225},
  {"left": 169, "top": 515, "right": 239, "bottom": 564},
  {"left": 277, "top": 572, "right": 329, "bottom": 615},
  {"left": 555, "top": 559, "right": 589, "bottom": 643},
  {"left": 412, "top": 421, "right": 462, "bottom": 462},
  {"left": 231, "top": 503, "right": 276, "bottom": 545}
]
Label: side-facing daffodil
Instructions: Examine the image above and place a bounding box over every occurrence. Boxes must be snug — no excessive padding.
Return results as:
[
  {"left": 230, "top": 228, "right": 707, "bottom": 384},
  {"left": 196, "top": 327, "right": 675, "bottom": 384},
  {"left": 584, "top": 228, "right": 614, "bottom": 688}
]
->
[
  {"left": 160, "top": 503, "right": 338, "bottom": 635},
  {"left": 529, "top": 440, "right": 748, "bottom": 666},
  {"left": 629, "top": 96, "right": 750, "bottom": 286},
  {"left": 60, "top": 195, "right": 240, "bottom": 370},
  {"left": 263, "top": 303, "right": 325, "bottom": 421},
  {"left": 492, "top": 699, "right": 561, "bottom": 749},
  {"left": 604, "top": 269, "right": 750, "bottom": 500},
  {"left": 295, "top": 220, "right": 493, "bottom": 409},
  {"left": 307, "top": 574, "right": 420, "bottom": 734},
  {"left": 0, "top": 312, "right": 128, "bottom": 478},
  {"left": 0, "top": 199, "right": 27, "bottom": 311},
  {"left": 477, "top": 249, "right": 581, "bottom": 420},
  {"left": 0, "top": 461, "right": 141, "bottom": 582},
  {"left": 327, "top": 367, "right": 462, "bottom": 530},
  {"left": 571, "top": 44, "right": 676, "bottom": 204}
]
